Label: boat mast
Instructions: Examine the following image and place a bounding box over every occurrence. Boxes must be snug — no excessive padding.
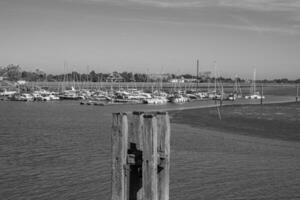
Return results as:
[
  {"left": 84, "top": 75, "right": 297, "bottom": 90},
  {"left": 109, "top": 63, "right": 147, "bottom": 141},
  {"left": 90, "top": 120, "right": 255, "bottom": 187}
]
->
[
  {"left": 234, "top": 74, "right": 237, "bottom": 93},
  {"left": 214, "top": 61, "right": 217, "bottom": 94},
  {"left": 253, "top": 68, "right": 256, "bottom": 94},
  {"left": 196, "top": 59, "right": 199, "bottom": 91},
  {"left": 62, "top": 61, "right": 66, "bottom": 92}
]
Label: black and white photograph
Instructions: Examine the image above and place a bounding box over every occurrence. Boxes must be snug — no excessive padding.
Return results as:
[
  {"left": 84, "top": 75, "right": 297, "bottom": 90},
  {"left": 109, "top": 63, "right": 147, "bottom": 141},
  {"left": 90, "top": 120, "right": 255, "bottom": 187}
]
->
[{"left": 0, "top": 0, "right": 299, "bottom": 199}]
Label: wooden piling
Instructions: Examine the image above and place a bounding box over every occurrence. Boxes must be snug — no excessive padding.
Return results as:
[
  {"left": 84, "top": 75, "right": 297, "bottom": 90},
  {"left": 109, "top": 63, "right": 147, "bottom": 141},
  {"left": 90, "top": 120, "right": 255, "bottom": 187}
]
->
[
  {"left": 143, "top": 115, "right": 158, "bottom": 200},
  {"left": 130, "top": 112, "right": 145, "bottom": 151},
  {"left": 156, "top": 112, "right": 170, "bottom": 200},
  {"left": 128, "top": 112, "right": 144, "bottom": 200},
  {"left": 112, "top": 113, "right": 129, "bottom": 200},
  {"left": 111, "top": 112, "right": 170, "bottom": 200}
]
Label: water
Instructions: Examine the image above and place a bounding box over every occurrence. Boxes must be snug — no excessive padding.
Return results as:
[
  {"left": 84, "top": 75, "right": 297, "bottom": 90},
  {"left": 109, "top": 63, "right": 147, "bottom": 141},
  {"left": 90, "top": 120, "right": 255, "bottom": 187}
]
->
[{"left": 0, "top": 101, "right": 299, "bottom": 199}]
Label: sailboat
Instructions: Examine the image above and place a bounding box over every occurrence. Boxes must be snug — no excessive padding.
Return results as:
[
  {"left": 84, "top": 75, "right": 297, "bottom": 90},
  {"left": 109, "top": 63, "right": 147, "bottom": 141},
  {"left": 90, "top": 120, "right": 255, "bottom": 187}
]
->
[
  {"left": 245, "top": 69, "right": 265, "bottom": 99},
  {"left": 208, "top": 64, "right": 224, "bottom": 100},
  {"left": 226, "top": 75, "right": 243, "bottom": 101}
]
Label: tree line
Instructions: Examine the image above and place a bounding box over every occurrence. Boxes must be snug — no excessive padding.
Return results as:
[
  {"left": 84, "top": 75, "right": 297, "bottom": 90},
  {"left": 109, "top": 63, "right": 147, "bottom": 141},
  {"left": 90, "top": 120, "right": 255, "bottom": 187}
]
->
[{"left": 1, "top": 64, "right": 299, "bottom": 83}]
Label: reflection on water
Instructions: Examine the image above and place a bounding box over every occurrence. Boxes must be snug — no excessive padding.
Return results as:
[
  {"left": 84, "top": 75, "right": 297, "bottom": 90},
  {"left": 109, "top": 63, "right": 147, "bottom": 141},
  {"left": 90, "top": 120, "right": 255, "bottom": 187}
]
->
[{"left": 0, "top": 101, "right": 299, "bottom": 200}]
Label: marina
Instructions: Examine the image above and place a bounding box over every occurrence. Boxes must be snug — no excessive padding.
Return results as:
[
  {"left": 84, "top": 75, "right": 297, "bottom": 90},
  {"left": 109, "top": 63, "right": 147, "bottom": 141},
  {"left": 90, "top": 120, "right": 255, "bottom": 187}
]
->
[
  {"left": 1, "top": 0, "right": 300, "bottom": 199},
  {"left": 1, "top": 79, "right": 298, "bottom": 106},
  {"left": 0, "top": 95, "right": 299, "bottom": 200},
  {"left": 1, "top": 71, "right": 299, "bottom": 200}
]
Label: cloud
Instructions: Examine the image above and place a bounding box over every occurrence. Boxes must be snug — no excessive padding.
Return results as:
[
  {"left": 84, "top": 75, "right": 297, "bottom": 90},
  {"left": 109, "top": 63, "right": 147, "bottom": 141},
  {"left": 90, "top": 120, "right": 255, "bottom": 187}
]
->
[
  {"left": 220, "top": 23, "right": 300, "bottom": 35},
  {"left": 65, "top": 0, "right": 300, "bottom": 11},
  {"left": 63, "top": 0, "right": 300, "bottom": 35},
  {"left": 127, "top": 0, "right": 300, "bottom": 11},
  {"left": 66, "top": 0, "right": 214, "bottom": 8},
  {"left": 293, "top": 24, "right": 300, "bottom": 29},
  {"left": 121, "top": 17, "right": 300, "bottom": 35},
  {"left": 218, "top": 0, "right": 300, "bottom": 11},
  {"left": 126, "top": 0, "right": 213, "bottom": 8}
]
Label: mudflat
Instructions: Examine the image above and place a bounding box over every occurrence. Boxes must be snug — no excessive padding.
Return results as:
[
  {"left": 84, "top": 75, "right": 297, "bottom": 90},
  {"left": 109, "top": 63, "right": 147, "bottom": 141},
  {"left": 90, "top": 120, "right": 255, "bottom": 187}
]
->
[
  {"left": 169, "top": 102, "right": 300, "bottom": 199},
  {"left": 170, "top": 102, "right": 300, "bottom": 142}
]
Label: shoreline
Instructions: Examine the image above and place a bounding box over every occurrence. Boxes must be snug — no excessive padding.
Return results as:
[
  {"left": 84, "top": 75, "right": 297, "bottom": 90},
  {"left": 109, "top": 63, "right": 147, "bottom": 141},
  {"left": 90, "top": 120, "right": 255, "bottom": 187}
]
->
[
  {"left": 149, "top": 95, "right": 298, "bottom": 113},
  {"left": 169, "top": 99, "right": 300, "bottom": 143}
]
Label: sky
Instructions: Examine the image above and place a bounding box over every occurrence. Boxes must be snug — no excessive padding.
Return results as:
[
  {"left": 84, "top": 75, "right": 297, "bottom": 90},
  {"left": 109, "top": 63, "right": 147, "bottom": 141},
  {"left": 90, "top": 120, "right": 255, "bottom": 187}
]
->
[{"left": 0, "top": 0, "right": 299, "bottom": 79}]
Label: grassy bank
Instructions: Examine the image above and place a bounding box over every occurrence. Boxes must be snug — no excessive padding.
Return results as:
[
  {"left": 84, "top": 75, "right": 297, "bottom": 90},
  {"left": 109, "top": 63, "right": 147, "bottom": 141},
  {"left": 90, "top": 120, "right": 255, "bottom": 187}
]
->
[{"left": 170, "top": 102, "right": 300, "bottom": 142}]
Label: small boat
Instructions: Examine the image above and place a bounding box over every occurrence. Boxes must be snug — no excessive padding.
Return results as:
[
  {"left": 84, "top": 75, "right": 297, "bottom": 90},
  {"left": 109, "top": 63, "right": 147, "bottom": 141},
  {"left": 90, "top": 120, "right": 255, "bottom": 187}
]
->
[
  {"left": 169, "top": 94, "right": 189, "bottom": 103},
  {"left": 143, "top": 96, "right": 168, "bottom": 104},
  {"left": 11, "top": 93, "right": 34, "bottom": 101}
]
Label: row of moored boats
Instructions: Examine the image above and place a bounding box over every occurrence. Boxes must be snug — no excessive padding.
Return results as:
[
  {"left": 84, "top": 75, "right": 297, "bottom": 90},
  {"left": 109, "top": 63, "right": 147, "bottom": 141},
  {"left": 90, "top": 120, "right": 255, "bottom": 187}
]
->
[{"left": 0, "top": 86, "right": 264, "bottom": 105}]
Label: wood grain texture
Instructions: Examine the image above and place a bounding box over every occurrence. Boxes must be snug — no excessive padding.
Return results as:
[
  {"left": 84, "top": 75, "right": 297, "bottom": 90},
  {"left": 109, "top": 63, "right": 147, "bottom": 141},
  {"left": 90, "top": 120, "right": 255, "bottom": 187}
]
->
[
  {"left": 156, "top": 113, "right": 170, "bottom": 200},
  {"left": 112, "top": 113, "right": 128, "bottom": 200},
  {"left": 143, "top": 115, "right": 158, "bottom": 200}
]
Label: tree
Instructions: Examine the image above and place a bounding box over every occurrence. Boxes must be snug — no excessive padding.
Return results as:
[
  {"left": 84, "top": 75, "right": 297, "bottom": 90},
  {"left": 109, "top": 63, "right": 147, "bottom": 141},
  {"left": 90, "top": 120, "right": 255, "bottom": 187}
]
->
[
  {"left": 134, "top": 73, "right": 147, "bottom": 82},
  {"left": 6, "top": 64, "right": 22, "bottom": 81},
  {"left": 46, "top": 74, "right": 55, "bottom": 82},
  {"left": 120, "top": 71, "right": 135, "bottom": 82},
  {"left": 120, "top": 71, "right": 130, "bottom": 82},
  {"left": 21, "top": 71, "right": 32, "bottom": 81},
  {"left": 182, "top": 74, "right": 193, "bottom": 79},
  {"left": 0, "top": 66, "right": 5, "bottom": 76},
  {"left": 35, "top": 69, "right": 46, "bottom": 81},
  {"left": 89, "top": 70, "right": 97, "bottom": 82},
  {"left": 128, "top": 72, "right": 135, "bottom": 82}
]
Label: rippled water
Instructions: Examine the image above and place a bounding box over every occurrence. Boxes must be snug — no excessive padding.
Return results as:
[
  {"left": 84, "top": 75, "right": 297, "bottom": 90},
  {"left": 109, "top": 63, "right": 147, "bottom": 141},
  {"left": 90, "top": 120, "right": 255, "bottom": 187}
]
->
[{"left": 0, "top": 101, "right": 299, "bottom": 200}]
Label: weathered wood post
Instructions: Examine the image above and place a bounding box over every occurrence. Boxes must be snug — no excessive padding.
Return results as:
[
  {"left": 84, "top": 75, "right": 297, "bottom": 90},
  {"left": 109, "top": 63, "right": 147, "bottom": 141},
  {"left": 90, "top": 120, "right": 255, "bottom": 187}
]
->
[
  {"left": 112, "top": 112, "right": 170, "bottom": 200},
  {"left": 143, "top": 115, "right": 158, "bottom": 200},
  {"left": 156, "top": 112, "right": 170, "bottom": 200},
  {"left": 128, "top": 112, "right": 144, "bottom": 200},
  {"left": 112, "top": 113, "right": 129, "bottom": 200}
]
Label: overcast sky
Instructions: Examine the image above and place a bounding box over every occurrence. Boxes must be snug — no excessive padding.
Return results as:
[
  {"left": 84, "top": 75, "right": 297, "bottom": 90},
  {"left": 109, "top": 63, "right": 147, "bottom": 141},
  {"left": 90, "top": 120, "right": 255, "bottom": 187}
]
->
[{"left": 0, "top": 0, "right": 299, "bottom": 79}]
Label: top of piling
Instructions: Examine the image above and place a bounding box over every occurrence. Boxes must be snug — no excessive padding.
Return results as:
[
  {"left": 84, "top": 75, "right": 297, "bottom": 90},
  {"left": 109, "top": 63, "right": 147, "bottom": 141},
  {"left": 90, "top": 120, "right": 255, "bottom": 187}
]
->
[
  {"left": 156, "top": 111, "right": 168, "bottom": 115},
  {"left": 112, "top": 112, "right": 128, "bottom": 116},
  {"left": 132, "top": 111, "right": 145, "bottom": 115},
  {"left": 143, "top": 114, "right": 155, "bottom": 118}
]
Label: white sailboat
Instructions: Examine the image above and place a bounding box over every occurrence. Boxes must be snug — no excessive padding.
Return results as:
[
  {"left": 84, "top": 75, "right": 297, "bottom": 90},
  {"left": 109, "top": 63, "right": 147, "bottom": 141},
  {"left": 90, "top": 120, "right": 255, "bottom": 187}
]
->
[{"left": 245, "top": 69, "right": 265, "bottom": 99}]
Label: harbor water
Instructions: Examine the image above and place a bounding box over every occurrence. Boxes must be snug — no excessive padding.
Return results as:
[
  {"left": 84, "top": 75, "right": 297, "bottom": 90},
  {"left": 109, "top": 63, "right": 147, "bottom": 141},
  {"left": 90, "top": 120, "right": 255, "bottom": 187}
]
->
[{"left": 0, "top": 101, "right": 299, "bottom": 200}]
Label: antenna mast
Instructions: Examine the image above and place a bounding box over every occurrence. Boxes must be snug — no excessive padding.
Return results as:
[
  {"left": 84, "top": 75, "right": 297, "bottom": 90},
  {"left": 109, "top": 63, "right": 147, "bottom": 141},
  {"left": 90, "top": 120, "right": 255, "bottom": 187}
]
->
[
  {"left": 253, "top": 68, "right": 256, "bottom": 94},
  {"left": 214, "top": 61, "right": 217, "bottom": 93},
  {"left": 196, "top": 59, "right": 199, "bottom": 91}
]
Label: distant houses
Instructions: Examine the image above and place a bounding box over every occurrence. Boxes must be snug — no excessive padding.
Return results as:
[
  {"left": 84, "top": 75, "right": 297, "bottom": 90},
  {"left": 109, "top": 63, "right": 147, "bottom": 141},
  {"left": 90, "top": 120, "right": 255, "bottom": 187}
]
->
[
  {"left": 168, "top": 77, "right": 197, "bottom": 83},
  {"left": 147, "top": 74, "right": 170, "bottom": 81},
  {"left": 106, "top": 72, "right": 125, "bottom": 82},
  {"left": 169, "top": 77, "right": 185, "bottom": 83}
]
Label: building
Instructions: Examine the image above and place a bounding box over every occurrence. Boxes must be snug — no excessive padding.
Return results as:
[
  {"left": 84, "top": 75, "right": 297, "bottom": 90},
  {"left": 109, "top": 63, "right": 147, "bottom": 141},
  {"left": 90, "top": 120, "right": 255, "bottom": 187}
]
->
[
  {"left": 184, "top": 78, "right": 197, "bottom": 83},
  {"left": 168, "top": 77, "right": 185, "bottom": 83},
  {"left": 147, "top": 74, "right": 170, "bottom": 81},
  {"left": 106, "top": 72, "right": 125, "bottom": 82},
  {"left": 17, "top": 80, "right": 26, "bottom": 85}
]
